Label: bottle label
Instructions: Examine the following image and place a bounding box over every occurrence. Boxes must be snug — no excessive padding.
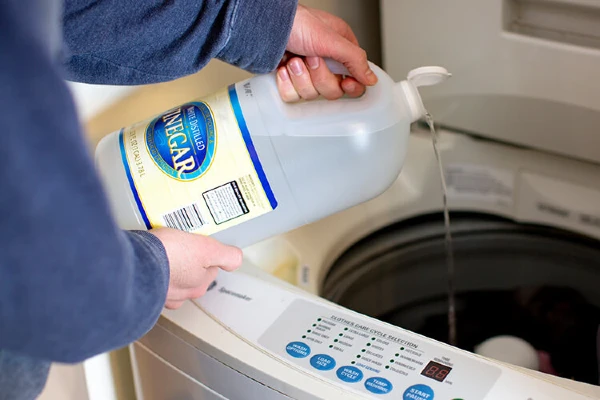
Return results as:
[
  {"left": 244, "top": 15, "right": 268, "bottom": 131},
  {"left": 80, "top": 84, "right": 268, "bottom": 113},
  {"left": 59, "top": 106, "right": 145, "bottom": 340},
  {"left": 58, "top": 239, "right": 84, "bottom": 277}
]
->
[{"left": 119, "top": 84, "right": 277, "bottom": 234}]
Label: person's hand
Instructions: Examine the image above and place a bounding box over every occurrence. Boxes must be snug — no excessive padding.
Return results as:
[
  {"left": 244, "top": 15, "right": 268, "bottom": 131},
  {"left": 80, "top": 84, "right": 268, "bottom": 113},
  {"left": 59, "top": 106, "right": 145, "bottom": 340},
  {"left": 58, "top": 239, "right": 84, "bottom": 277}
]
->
[
  {"left": 150, "top": 228, "right": 242, "bottom": 309},
  {"left": 276, "top": 5, "right": 378, "bottom": 103}
]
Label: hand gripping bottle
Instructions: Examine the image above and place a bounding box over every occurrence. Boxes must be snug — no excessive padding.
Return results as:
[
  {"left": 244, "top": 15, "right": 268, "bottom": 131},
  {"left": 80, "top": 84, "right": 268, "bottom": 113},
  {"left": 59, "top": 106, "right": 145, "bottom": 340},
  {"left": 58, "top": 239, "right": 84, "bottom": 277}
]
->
[{"left": 95, "top": 60, "right": 450, "bottom": 248}]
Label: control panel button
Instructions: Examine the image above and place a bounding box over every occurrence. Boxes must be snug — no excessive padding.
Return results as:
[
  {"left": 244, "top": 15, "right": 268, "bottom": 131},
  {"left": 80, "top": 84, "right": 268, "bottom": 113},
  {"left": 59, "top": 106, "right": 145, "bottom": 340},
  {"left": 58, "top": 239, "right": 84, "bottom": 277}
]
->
[
  {"left": 365, "top": 377, "right": 393, "bottom": 395},
  {"left": 403, "top": 384, "right": 434, "bottom": 400},
  {"left": 310, "top": 354, "right": 336, "bottom": 371},
  {"left": 286, "top": 341, "right": 311, "bottom": 358},
  {"left": 336, "top": 366, "right": 364, "bottom": 383}
]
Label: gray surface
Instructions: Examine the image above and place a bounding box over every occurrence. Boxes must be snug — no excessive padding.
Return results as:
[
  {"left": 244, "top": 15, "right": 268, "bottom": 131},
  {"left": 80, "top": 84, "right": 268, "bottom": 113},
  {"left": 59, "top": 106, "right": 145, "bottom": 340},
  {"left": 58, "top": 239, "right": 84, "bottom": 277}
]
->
[{"left": 134, "top": 325, "right": 293, "bottom": 400}]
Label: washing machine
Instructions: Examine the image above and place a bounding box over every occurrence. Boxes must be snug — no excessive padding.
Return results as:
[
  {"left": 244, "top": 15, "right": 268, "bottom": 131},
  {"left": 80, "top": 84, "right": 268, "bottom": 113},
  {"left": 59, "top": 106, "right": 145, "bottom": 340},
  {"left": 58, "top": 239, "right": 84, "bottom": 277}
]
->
[{"left": 127, "top": 0, "right": 600, "bottom": 398}]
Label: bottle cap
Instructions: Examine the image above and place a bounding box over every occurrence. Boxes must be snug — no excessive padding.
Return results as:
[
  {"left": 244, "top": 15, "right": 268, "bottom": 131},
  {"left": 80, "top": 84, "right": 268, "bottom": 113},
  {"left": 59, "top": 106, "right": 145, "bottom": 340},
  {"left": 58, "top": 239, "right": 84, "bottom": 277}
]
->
[
  {"left": 408, "top": 66, "right": 451, "bottom": 87},
  {"left": 397, "top": 66, "right": 451, "bottom": 122}
]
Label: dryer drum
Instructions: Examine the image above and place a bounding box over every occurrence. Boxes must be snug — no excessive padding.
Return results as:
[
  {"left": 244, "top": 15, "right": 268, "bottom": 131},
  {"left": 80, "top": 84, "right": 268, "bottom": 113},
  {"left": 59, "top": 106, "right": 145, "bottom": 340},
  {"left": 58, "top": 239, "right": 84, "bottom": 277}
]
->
[{"left": 322, "top": 213, "right": 600, "bottom": 386}]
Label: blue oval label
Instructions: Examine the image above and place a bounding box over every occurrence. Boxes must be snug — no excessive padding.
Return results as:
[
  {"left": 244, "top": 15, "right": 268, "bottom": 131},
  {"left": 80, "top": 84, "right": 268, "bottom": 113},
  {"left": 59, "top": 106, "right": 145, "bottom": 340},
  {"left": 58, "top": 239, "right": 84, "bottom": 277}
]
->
[
  {"left": 365, "top": 377, "right": 393, "bottom": 395},
  {"left": 336, "top": 366, "right": 364, "bottom": 383},
  {"left": 403, "top": 384, "right": 434, "bottom": 400},
  {"left": 146, "top": 103, "right": 216, "bottom": 180},
  {"left": 310, "top": 354, "right": 336, "bottom": 371},
  {"left": 285, "top": 342, "right": 311, "bottom": 358}
]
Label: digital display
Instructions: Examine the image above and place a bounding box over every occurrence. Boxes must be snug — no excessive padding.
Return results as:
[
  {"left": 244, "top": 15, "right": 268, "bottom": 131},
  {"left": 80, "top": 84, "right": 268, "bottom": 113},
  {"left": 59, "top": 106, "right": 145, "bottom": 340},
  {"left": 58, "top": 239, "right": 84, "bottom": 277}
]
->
[{"left": 420, "top": 360, "right": 452, "bottom": 382}]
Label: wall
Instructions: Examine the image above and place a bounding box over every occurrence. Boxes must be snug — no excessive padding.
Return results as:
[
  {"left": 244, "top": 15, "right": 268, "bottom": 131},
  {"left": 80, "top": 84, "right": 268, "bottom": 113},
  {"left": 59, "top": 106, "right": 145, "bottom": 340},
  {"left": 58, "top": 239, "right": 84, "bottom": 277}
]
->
[{"left": 299, "top": 0, "right": 381, "bottom": 66}]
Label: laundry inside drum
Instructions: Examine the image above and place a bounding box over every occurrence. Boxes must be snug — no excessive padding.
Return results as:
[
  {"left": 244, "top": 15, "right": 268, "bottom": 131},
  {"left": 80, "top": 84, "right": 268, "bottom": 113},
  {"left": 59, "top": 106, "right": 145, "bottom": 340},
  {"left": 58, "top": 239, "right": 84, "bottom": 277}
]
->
[{"left": 321, "top": 213, "right": 600, "bottom": 386}]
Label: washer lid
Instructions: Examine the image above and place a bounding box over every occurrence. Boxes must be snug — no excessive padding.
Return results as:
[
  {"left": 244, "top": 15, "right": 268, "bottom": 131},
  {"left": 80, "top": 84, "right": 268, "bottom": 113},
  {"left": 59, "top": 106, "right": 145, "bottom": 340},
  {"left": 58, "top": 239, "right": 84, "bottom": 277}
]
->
[{"left": 157, "top": 262, "right": 597, "bottom": 399}]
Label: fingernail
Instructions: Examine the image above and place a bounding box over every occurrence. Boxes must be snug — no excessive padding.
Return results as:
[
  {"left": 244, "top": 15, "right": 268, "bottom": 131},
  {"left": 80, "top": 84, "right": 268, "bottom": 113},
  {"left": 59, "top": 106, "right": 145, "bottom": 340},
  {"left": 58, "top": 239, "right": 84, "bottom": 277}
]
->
[
  {"left": 289, "top": 59, "right": 303, "bottom": 76},
  {"left": 366, "top": 69, "right": 378, "bottom": 85},
  {"left": 345, "top": 81, "right": 356, "bottom": 92},
  {"left": 278, "top": 67, "right": 290, "bottom": 81},
  {"left": 307, "top": 57, "right": 320, "bottom": 70}
]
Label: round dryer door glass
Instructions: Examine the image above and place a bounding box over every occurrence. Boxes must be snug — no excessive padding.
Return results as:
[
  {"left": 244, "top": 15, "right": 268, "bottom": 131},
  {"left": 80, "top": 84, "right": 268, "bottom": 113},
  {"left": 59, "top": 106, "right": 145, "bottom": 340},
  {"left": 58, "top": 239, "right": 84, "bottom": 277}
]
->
[{"left": 322, "top": 213, "right": 600, "bottom": 386}]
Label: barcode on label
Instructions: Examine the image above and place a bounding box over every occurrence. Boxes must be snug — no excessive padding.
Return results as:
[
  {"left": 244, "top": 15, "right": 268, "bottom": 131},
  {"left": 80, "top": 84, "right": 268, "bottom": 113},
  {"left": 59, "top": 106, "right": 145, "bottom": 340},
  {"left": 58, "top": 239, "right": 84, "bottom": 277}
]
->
[{"left": 162, "top": 203, "right": 206, "bottom": 232}]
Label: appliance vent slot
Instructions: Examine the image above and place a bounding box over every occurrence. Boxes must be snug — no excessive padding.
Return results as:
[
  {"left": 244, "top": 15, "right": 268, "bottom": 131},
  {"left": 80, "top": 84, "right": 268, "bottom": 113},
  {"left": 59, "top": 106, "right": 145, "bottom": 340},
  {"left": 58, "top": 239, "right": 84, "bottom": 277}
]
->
[{"left": 504, "top": 0, "right": 600, "bottom": 49}]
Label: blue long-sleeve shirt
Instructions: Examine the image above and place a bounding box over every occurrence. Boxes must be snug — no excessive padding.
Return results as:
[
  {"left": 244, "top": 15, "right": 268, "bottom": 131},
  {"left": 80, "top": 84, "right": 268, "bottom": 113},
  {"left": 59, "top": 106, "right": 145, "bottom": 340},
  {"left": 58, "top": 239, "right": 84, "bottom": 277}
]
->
[{"left": 0, "top": 0, "right": 296, "bottom": 398}]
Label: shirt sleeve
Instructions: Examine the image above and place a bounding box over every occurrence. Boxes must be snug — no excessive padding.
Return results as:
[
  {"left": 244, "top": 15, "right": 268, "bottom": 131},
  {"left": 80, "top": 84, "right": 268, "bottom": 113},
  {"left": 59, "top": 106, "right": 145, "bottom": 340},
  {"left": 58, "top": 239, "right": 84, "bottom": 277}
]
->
[
  {"left": 62, "top": 0, "right": 298, "bottom": 85},
  {"left": 0, "top": 1, "right": 169, "bottom": 363}
]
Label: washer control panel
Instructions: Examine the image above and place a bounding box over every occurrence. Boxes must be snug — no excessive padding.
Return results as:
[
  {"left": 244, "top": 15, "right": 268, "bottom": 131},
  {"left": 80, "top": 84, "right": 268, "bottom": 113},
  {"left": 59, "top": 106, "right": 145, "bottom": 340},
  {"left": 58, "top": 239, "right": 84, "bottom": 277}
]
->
[
  {"left": 258, "top": 299, "right": 500, "bottom": 399},
  {"left": 194, "top": 269, "right": 593, "bottom": 399}
]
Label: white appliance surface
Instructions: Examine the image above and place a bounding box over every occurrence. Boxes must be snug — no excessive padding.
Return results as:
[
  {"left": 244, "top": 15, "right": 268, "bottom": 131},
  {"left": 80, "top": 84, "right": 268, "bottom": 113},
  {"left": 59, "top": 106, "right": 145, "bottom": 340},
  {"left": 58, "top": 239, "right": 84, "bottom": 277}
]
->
[
  {"left": 380, "top": 0, "right": 600, "bottom": 164},
  {"left": 130, "top": 129, "right": 600, "bottom": 399},
  {"left": 139, "top": 262, "right": 599, "bottom": 399},
  {"left": 243, "top": 126, "right": 600, "bottom": 396}
]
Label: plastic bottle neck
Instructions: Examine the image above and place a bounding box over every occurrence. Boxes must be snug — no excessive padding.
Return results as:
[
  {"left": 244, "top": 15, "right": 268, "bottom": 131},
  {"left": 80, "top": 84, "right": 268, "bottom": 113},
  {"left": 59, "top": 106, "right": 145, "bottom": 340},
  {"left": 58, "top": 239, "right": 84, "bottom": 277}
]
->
[{"left": 395, "top": 80, "right": 425, "bottom": 122}]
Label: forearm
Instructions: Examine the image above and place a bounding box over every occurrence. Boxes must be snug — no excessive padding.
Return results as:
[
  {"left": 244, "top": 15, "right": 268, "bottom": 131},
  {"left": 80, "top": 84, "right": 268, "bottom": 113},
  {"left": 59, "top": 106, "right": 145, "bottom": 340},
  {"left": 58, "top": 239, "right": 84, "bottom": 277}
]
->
[{"left": 62, "top": 0, "right": 298, "bottom": 85}]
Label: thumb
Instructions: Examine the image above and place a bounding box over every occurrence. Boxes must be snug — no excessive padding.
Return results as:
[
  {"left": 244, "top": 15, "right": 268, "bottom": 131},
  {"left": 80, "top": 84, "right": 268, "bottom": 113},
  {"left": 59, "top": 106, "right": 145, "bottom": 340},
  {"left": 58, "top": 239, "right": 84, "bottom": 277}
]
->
[
  {"left": 200, "top": 236, "right": 243, "bottom": 272},
  {"left": 315, "top": 33, "right": 377, "bottom": 86}
]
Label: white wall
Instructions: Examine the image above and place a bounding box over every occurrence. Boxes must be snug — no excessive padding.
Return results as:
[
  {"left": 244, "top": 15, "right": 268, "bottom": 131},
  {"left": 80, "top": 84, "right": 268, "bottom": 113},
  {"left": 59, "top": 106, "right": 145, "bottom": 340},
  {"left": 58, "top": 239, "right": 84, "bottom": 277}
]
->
[{"left": 67, "top": 83, "right": 136, "bottom": 122}]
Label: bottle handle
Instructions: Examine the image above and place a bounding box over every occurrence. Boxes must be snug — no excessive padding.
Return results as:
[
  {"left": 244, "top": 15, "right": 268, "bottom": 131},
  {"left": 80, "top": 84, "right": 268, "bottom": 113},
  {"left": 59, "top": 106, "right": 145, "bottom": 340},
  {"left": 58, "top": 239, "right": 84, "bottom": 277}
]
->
[
  {"left": 266, "top": 59, "right": 400, "bottom": 137},
  {"left": 263, "top": 60, "right": 450, "bottom": 137},
  {"left": 323, "top": 58, "right": 351, "bottom": 76}
]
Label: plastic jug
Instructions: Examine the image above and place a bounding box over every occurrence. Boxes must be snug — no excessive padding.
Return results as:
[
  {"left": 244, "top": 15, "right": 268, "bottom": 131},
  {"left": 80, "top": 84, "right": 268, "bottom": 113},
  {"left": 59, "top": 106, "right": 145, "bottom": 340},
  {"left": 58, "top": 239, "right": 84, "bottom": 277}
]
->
[{"left": 95, "top": 60, "right": 450, "bottom": 249}]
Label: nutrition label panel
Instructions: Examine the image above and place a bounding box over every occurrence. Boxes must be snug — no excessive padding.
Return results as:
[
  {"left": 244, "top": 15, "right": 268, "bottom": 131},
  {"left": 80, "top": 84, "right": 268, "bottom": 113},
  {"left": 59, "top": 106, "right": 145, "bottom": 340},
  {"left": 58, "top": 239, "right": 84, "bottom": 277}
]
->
[{"left": 258, "top": 299, "right": 501, "bottom": 399}]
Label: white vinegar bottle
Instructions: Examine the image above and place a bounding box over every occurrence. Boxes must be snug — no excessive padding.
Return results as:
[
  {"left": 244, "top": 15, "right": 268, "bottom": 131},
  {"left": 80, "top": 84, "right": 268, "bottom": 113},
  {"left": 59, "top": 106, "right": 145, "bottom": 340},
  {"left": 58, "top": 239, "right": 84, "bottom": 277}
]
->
[{"left": 95, "top": 61, "right": 449, "bottom": 249}]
